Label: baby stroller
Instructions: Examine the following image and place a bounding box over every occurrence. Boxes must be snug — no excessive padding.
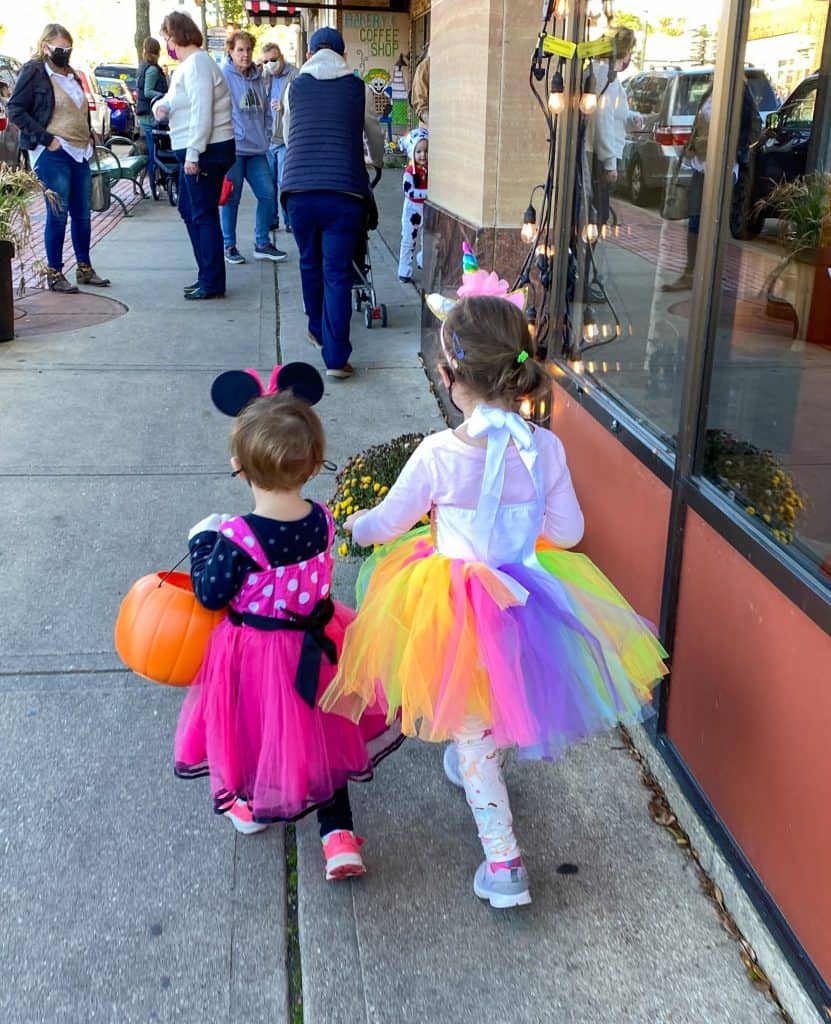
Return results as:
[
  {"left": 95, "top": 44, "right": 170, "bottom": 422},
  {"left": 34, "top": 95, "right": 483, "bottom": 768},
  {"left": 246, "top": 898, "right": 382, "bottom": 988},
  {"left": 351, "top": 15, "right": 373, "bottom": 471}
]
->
[
  {"left": 352, "top": 167, "right": 388, "bottom": 329},
  {"left": 150, "top": 121, "right": 180, "bottom": 207}
]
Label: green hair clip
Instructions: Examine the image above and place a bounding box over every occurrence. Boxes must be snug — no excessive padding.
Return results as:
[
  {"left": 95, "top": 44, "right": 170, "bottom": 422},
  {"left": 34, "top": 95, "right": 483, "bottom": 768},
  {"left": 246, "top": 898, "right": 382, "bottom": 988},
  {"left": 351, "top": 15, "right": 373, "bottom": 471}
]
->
[{"left": 516, "top": 351, "right": 529, "bottom": 364}]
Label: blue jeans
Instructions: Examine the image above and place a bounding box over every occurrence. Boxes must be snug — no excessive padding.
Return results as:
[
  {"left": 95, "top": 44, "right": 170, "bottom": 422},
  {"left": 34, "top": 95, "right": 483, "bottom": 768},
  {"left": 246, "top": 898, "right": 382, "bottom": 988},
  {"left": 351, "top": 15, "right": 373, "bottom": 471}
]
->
[
  {"left": 174, "top": 139, "right": 235, "bottom": 296},
  {"left": 267, "top": 143, "right": 290, "bottom": 229},
  {"left": 286, "top": 192, "right": 366, "bottom": 370},
  {"left": 139, "top": 118, "right": 156, "bottom": 188},
  {"left": 220, "top": 153, "right": 275, "bottom": 249},
  {"left": 34, "top": 147, "right": 91, "bottom": 271}
]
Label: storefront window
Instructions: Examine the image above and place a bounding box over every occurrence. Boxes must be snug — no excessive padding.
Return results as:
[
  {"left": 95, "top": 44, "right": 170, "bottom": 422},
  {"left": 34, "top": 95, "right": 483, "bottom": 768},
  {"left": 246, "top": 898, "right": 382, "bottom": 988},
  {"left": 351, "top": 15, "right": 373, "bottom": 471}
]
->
[
  {"left": 702, "top": 0, "right": 830, "bottom": 582},
  {"left": 563, "top": 2, "right": 723, "bottom": 446}
]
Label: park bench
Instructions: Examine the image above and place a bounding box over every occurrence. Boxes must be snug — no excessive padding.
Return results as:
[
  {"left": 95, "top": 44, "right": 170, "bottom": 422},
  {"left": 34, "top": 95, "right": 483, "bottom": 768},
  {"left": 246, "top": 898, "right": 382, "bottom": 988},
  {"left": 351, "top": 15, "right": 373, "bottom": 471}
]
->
[{"left": 91, "top": 136, "right": 148, "bottom": 216}]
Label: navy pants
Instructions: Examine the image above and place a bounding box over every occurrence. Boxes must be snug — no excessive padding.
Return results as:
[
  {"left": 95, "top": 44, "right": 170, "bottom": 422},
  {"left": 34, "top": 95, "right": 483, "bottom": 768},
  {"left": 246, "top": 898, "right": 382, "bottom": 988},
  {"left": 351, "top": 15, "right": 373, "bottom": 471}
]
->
[
  {"left": 174, "top": 139, "right": 235, "bottom": 296},
  {"left": 286, "top": 192, "right": 366, "bottom": 370},
  {"left": 34, "top": 147, "right": 91, "bottom": 271}
]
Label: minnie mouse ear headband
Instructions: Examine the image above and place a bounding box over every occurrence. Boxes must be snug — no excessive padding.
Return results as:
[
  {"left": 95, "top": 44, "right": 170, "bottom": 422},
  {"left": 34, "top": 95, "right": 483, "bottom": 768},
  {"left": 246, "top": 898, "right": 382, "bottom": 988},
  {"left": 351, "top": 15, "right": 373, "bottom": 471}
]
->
[
  {"left": 426, "top": 242, "right": 528, "bottom": 323},
  {"left": 211, "top": 362, "right": 325, "bottom": 416}
]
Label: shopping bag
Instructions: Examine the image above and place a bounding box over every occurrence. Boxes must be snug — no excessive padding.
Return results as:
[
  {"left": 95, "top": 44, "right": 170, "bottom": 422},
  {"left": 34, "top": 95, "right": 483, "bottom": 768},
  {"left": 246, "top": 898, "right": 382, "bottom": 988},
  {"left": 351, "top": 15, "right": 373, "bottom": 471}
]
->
[{"left": 219, "top": 176, "right": 234, "bottom": 206}]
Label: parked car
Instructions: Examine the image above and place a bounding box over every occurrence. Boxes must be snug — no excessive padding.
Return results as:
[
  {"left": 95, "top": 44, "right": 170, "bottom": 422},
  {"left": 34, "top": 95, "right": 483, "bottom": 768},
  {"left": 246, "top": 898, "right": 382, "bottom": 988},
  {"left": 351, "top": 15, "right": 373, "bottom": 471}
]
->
[
  {"left": 98, "top": 76, "right": 138, "bottom": 139},
  {"left": 733, "top": 71, "right": 819, "bottom": 237},
  {"left": 0, "top": 54, "right": 23, "bottom": 168},
  {"left": 94, "top": 64, "right": 138, "bottom": 102},
  {"left": 75, "top": 65, "right": 112, "bottom": 144},
  {"left": 620, "top": 65, "right": 779, "bottom": 206}
]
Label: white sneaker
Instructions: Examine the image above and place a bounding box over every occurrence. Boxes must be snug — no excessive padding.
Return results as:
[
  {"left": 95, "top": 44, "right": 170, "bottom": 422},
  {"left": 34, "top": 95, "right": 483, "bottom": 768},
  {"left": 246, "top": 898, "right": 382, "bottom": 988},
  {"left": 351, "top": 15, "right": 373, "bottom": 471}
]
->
[
  {"left": 443, "top": 744, "right": 464, "bottom": 788},
  {"left": 473, "top": 859, "right": 532, "bottom": 909}
]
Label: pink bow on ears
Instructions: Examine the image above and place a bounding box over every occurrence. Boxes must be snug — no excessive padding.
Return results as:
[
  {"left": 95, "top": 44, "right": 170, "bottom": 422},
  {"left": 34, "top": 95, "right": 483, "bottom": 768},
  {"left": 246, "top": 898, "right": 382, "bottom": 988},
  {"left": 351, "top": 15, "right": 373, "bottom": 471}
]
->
[{"left": 211, "top": 362, "right": 325, "bottom": 416}]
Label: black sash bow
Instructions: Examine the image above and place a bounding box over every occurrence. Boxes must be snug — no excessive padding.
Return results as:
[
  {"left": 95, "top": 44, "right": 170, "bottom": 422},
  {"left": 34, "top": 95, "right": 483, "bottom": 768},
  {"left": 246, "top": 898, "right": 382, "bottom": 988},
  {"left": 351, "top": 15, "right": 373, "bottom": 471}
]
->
[{"left": 227, "top": 597, "right": 338, "bottom": 708}]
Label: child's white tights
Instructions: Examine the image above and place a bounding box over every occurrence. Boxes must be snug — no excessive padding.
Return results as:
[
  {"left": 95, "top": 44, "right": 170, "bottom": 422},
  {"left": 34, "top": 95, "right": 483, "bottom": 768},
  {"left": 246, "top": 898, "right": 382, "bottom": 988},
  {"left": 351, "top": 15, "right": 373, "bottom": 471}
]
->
[{"left": 453, "top": 717, "right": 520, "bottom": 863}]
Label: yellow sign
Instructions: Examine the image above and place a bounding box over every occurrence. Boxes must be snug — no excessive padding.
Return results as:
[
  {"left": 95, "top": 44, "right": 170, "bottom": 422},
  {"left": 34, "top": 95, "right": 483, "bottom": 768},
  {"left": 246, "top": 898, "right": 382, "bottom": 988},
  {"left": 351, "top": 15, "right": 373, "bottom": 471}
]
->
[
  {"left": 541, "top": 34, "right": 577, "bottom": 59},
  {"left": 576, "top": 37, "right": 613, "bottom": 58}
]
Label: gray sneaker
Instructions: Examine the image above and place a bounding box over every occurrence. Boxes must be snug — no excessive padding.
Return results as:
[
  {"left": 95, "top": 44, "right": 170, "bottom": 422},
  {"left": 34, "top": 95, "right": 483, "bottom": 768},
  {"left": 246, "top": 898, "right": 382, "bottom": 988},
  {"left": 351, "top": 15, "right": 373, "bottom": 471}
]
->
[
  {"left": 254, "top": 243, "right": 287, "bottom": 262},
  {"left": 473, "top": 859, "right": 532, "bottom": 909},
  {"left": 443, "top": 744, "right": 464, "bottom": 788},
  {"left": 225, "top": 246, "right": 246, "bottom": 265}
]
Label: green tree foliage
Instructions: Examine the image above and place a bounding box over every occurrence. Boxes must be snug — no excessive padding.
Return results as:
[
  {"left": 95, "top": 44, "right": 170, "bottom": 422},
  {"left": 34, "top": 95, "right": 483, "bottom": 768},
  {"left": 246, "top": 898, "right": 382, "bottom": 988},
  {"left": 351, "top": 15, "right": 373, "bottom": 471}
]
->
[{"left": 658, "top": 16, "right": 685, "bottom": 37}]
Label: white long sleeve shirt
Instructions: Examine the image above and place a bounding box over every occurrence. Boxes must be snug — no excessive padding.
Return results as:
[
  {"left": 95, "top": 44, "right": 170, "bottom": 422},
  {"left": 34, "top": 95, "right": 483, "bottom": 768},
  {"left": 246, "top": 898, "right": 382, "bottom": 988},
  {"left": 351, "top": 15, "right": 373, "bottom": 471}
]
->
[
  {"left": 154, "top": 50, "right": 234, "bottom": 163},
  {"left": 353, "top": 417, "right": 585, "bottom": 567}
]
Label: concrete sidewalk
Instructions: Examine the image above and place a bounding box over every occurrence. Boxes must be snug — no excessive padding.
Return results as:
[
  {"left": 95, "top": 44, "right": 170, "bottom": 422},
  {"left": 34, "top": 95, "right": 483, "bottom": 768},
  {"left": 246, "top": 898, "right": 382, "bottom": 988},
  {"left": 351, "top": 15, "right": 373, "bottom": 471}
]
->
[{"left": 0, "top": 180, "right": 786, "bottom": 1024}]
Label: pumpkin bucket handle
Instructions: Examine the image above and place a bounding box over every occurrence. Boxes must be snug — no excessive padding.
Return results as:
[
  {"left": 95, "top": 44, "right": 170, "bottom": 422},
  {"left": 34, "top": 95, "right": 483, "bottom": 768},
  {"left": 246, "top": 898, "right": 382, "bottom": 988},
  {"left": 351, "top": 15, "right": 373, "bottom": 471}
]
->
[{"left": 158, "top": 551, "right": 191, "bottom": 587}]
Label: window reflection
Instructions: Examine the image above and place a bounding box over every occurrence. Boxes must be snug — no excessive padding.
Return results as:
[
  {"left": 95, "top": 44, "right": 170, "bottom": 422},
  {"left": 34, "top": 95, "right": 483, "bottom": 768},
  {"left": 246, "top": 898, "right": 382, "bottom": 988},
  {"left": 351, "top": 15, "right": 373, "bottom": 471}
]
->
[
  {"left": 706, "top": 0, "right": 830, "bottom": 580},
  {"left": 565, "top": 0, "right": 830, "bottom": 581}
]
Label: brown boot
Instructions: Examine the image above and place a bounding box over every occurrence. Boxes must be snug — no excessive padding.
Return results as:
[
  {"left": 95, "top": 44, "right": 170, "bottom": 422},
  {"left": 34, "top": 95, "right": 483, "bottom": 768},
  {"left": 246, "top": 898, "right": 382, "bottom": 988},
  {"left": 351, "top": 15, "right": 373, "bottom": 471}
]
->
[
  {"left": 75, "top": 263, "right": 111, "bottom": 287},
  {"left": 46, "top": 269, "right": 79, "bottom": 294}
]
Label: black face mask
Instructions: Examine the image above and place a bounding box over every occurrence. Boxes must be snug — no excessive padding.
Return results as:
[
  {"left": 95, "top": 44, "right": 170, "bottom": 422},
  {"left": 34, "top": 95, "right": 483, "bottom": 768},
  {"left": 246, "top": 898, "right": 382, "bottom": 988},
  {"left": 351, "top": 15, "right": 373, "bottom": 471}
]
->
[{"left": 47, "top": 46, "right": 72, "bottom": 68}]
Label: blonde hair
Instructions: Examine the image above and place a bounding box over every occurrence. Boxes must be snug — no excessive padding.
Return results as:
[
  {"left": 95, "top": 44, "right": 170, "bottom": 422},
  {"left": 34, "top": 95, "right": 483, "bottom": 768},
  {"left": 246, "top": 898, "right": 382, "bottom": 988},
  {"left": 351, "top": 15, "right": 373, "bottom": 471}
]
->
[
  {"left": 226, "top": 30, "right": 256, "bottom": 55},
  {"left": 34, "top": 23, "right": 73, "bottom": 59},
  {"left": 230, "top": 392, "right": 325, "bottom": 491},
  {"left": 442, "top": 296, "right": 550, "bottom": 407}
]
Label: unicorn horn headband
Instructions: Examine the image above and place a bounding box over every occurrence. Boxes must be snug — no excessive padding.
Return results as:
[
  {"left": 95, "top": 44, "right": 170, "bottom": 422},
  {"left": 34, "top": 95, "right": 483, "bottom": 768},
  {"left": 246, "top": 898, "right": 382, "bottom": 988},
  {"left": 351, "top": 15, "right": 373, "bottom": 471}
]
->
[{"left": 426, "top": 242, "right": 528, "bottom": 322}]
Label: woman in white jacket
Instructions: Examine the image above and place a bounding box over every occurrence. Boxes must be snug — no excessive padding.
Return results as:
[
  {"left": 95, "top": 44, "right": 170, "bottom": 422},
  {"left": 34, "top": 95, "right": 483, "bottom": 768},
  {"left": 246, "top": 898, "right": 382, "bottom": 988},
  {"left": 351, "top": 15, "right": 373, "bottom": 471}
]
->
[{"left": 153, "top": 12, "right": 235, "bottom": 300}]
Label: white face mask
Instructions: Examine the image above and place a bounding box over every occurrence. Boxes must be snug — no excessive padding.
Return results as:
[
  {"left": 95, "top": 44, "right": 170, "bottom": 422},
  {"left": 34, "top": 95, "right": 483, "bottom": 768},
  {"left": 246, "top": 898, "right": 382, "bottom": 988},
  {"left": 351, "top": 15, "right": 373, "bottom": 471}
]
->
[{"left": 264, "top": 59, "right": 283, "bottom": 73}]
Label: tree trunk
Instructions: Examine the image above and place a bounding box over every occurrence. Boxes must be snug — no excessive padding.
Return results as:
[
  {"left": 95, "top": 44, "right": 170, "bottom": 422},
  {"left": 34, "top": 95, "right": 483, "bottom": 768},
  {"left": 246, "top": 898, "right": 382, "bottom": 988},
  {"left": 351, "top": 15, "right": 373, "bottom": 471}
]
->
[
  {"left": 200, "top": 2, "right": 210, "bottom": 50},
  {"left": 135, "top": 0, "right": 151, "bottom": 63}
]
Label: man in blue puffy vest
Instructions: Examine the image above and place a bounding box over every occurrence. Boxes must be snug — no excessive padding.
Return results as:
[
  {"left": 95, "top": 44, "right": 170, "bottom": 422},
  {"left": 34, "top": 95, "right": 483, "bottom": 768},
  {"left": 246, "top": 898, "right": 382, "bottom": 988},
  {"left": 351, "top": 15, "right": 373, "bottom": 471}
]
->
[{"left": 281, "top": 27, "right": 385, "bottom": 379}]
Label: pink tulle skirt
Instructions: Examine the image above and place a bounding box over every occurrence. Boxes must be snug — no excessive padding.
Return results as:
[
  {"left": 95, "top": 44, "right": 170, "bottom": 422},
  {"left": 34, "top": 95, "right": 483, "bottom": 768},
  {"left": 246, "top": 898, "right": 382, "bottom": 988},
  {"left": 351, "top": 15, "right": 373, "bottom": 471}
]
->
[{"left": 174, "top": 602, "right": 401, "bottom": 822}]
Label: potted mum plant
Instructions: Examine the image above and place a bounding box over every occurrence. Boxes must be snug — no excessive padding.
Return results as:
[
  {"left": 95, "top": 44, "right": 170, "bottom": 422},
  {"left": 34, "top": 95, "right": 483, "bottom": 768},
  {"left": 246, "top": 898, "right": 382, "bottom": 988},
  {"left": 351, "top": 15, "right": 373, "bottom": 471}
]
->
[
  {"left": 0, "top": 164, "right": 54, "bottom": 342},
  {"left": 330, "top": 432, "right": 428, "bottom": 557},
  {"left": 761, "top": 171, "right": 831, "bottom": 344}
]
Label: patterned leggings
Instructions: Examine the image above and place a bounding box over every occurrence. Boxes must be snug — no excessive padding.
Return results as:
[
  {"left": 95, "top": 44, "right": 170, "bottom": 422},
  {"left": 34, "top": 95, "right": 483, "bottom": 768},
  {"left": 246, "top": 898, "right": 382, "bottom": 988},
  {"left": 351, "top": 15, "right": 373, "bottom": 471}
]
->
[{"left": 453, "top": 718, "right": 520, "bottom": 863}]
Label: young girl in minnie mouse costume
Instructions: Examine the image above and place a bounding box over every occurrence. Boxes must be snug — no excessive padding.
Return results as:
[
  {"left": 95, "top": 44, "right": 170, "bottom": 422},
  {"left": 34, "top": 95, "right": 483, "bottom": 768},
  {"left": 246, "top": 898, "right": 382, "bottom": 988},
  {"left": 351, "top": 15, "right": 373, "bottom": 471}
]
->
[
  {"left": 175, "top": 362, "right": 401, "bottom": 879},
  {"left": 321, "top": 245, "right": 668, "bottom": 907}
]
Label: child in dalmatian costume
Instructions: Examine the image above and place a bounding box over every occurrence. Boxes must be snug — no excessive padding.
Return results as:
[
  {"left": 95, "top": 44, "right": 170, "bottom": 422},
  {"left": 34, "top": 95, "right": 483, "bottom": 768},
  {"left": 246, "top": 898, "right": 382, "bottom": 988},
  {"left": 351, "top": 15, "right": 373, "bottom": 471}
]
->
[{"left": 398, "top": 128, "right": 428, "bottom": 282}]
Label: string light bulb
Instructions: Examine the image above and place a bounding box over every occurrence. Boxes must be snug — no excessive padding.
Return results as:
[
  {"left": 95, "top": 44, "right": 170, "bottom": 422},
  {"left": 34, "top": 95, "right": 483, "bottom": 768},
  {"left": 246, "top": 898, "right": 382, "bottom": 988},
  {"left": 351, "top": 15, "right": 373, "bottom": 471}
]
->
[
  {"left": 587, "top": 0, "right": 603, "bottom": 22},
  {"left": 554, "top": 0, "right": 568, "bottom": 18},
  {"left": 521, "top": 203, "right": 537, "bottom": 244},
  {"left": 580, "top": 66, "right": 598, "bottom": 115},
  {"left": 583, "top": 306, "right": 599, "bottom": 341},
  {"left": 547, "top": 62, "right": 565, "bottom": 115}
]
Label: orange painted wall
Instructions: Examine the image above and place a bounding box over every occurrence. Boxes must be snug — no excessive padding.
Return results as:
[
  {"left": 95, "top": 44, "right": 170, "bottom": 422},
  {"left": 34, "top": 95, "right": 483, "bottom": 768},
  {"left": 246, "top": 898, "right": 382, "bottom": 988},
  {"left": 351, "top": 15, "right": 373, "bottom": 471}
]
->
[
  {"left": 666, "top": 511, "right": 831, "bottom": 981},
  {"left": 549, "top": 381, "right": 670, "bottom": 627}
]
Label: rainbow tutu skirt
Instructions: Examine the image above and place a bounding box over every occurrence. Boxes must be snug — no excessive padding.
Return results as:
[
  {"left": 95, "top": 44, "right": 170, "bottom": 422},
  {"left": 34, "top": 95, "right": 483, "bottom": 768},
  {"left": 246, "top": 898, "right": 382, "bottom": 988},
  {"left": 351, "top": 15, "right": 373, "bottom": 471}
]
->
[{"left": 319, "top": 528, "right": 668, "bottom": 760}]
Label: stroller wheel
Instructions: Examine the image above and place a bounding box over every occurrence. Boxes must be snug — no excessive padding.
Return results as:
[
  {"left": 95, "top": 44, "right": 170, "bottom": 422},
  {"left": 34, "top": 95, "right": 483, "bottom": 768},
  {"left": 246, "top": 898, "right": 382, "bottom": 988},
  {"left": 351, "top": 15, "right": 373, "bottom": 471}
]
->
[
  {"left": 149, "top": 167, "right": 159, "bottom": 201},
  {"left": 167, "top": 177, "right": 179, "bottom": 207},
  {"left": 354, "top": 291, "right": 362, "bottom": 313},
  {"left": 364, "top": 306, "right": 373, "bottom": 330},
  {"left": 380, "top": 304, "right": 388, "bottom": 328}
]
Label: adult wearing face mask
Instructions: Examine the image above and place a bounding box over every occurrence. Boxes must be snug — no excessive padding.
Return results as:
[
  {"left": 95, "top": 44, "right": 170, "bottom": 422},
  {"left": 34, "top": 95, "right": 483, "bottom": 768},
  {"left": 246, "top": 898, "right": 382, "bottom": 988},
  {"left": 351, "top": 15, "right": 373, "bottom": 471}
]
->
[
  {"left": 152, "top": 12, "right": 235, "bottom": 300},
  {"left": 8, "top": 22, "right": 110, "bottom": 293},
  {"left": 260, "top": 42, "right": 298, "bottom": 234},
  {"left": 220, "top": 31, "right": 286, "bottom": 265}
]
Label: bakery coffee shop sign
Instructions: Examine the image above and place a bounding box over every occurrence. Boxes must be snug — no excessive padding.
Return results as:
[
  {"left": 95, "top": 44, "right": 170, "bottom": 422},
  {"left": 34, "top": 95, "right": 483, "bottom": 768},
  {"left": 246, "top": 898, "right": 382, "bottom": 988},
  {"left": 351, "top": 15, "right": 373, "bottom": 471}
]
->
[{"left": 343, "top": 10, "right": 404, "bottom": 59}]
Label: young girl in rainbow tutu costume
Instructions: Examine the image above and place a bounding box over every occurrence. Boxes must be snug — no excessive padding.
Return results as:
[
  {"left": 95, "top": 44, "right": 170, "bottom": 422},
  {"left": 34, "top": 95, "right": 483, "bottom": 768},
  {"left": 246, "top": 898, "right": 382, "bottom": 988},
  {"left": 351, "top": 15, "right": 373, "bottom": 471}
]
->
[
  {"left": 175, "top": 363, "right": 401, "bottom": 880},
  {"left": 320, "top": 246, "right": 668, "bottom": 907}
]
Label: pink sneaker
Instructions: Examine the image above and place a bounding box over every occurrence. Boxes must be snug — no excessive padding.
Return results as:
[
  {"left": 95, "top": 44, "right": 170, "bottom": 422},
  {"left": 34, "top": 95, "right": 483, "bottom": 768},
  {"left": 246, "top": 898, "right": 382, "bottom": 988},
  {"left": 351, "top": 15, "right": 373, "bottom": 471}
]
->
[
  {"left": 321, "top": 830, "right": 366, "bottom": 880},
  {"left": 226, "top": 799, "right": 269, "bottom": 835}
]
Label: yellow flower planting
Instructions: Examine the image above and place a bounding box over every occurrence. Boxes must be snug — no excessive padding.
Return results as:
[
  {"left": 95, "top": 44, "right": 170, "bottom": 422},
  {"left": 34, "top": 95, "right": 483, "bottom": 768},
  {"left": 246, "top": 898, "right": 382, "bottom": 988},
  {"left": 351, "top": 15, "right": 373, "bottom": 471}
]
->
[
  {"left": 329, "top": 432, "right": 428, "bottom": 557},
  {"left": 703, "top": 430, "right": 806, "bottom": 545}
]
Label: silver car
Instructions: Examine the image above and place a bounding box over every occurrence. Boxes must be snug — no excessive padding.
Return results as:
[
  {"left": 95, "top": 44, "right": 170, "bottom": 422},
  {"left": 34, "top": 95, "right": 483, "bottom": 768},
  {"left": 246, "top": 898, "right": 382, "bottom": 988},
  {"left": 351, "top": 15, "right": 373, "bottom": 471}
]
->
[{"left": 621, "top": 65, "right": 779, "bottom": 206}]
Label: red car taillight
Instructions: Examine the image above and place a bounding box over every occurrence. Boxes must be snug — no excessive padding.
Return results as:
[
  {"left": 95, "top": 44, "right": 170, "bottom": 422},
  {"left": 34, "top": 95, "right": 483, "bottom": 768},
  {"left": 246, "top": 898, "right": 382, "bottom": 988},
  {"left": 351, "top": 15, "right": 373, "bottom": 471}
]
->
[
  {"left": 655, "top": 125, "right": 691, "bottom": 147},
  {"left": 0, "top": 108, "right": 7, "bottom": 132},
  {"left": 109, "top": 99, "right": 127, "bottom": 110}
]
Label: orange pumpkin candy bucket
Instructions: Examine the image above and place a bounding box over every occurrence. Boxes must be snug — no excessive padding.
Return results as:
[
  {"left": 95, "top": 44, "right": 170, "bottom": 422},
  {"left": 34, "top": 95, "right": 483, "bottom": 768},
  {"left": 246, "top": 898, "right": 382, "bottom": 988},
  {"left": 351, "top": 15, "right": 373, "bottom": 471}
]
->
[{"left": 114, "top": 571, "right": 225, "bottom": 686}]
